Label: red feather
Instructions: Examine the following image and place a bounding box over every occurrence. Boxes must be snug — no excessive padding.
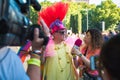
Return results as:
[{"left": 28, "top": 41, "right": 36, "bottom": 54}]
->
[{"left": 38, "top": 2, "right": 69, "bottom": 28}]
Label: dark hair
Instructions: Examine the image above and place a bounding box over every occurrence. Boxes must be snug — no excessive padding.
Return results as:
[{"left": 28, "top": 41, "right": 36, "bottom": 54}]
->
[
  {"left": 86, "top": 29, "right": 103, "bottom": 50},
  {"left": 100, "top": 34, "right": 120, "bottom": 79}
]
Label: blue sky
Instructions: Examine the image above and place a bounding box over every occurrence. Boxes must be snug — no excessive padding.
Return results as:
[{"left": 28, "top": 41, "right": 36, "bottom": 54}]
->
[
  {"left": 38, "top": 0, "right": 120, "bottom": 6},
  {"left": 90, "top": 0, "right": 120, "bottom": 6}
]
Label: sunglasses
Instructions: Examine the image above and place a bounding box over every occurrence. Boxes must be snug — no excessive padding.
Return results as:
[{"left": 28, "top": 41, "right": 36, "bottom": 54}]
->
[{"left": 56, "top": 31, "right": 66, "bottom": 35}]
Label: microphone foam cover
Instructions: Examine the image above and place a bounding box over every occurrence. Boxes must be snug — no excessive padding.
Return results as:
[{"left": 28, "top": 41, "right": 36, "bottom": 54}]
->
[{"left": 74, "top": 38, "right": 82, "bottom": 47}]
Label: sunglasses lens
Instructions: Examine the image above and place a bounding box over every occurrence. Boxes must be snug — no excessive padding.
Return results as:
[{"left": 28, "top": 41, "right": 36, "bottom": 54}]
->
[
  {"left": 60, "top": 31, "right": 65, "bottom": 34},
  {"left": 57, "top": 31, "right": 66, "bottom": 35}
]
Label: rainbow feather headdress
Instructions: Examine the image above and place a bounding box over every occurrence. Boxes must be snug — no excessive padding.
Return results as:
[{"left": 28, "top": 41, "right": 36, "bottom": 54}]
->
[
  {"left": 38, "top": 2, "right": 69, "bottom": 34},
  {"left": 38, "top": 2, "right": 69, "bottom": 57}
]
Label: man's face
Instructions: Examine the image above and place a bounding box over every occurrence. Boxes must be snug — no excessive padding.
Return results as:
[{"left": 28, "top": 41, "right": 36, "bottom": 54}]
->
[{"left": 54, "top": 29, "right": 67, "bottom": 41}]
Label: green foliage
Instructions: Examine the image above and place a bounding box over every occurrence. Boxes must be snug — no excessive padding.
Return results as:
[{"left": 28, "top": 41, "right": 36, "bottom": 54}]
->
[
  {"left": 70, "top": 14, "right": 78, "bottom": 33},
  {"left": 89, "top": 0, "right": 120, "bottom": 30},
  {"left": 40, "top": 1, "right": 52, "bottom": 8},
  {"left": 30, "top": 0, "right": 120, "bottom": 32},
  {"left": 78, "top": 13, "right": 82, "bottom": 33},
  {"left": 30, "top": 7, "right": 38, "bottom": 24},
  {"left": 30, "top": 1, "right": 52, "bottom": 24},
  {"left": 65, "top": 2, "right": 83, "bottom": 32}
]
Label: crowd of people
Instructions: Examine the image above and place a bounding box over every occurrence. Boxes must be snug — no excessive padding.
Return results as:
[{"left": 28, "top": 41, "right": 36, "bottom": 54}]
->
[{"left": 1, "top": 1, "right": 120, "bottom": 80}]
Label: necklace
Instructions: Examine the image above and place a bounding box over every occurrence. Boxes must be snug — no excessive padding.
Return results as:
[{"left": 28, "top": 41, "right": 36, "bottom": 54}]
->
[{"left": 55, "top": 42, "right": 70, "bottom": 72}]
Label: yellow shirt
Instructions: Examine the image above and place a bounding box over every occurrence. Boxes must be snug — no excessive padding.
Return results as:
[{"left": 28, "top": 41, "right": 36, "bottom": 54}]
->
[{"left": 43, "top": 42, "right": 76, "bottom": 80}]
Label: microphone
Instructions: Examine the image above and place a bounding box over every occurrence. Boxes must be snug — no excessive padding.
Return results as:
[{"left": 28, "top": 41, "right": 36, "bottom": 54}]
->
[
  {"left": 72, "top": 38, "right": 82, "bottom": 56},
  {"left": 73, "top": 38, "right": 82, "bottom": 49},
  {"left": 72, "top": 38, "right": 82, "bottom": 65}
]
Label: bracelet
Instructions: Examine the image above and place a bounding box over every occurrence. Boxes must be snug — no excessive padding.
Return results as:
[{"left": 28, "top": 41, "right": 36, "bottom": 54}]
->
[
  {"left": 79, "top": 53, "right": 82, "bottom": 57},
  {"left": 31, "top": 50, "right": 41, "bottom": 56},
  {"left": 27, "top": 58, "right": 41, "bottom": 67}
]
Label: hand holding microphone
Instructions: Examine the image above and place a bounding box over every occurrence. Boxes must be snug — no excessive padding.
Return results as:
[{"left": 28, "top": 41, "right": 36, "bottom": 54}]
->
[
  {"left": 73, "top": 38, "right": 82, "bottom": 49},
  {"left": 72, "top": 38, "right": 82, "bottom": 56},
  {"left": 72, "top": 38, "right": 90, "bottom": 67}
]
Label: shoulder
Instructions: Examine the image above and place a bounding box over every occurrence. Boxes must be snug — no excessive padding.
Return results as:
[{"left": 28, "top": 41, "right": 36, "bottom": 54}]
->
[{"left": 0, "top": 48, "right": 30, "bottom": 80}]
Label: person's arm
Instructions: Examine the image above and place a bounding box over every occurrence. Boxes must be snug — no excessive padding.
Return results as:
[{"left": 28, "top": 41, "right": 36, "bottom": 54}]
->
[
  {"left": 72, "top": 48, "right": 90, "bottom": 68},
  {"left": 40, "top": 18, "right": 50, "bottom": 37},
  {"left": 27, "top": 28, "right": 44, "bottom": 80},
  {"left": 27, "top": 54, "right": 41, "bottom": 80},
  {"left": 73, "top": 55, "right": 80, "bottom": 68}
]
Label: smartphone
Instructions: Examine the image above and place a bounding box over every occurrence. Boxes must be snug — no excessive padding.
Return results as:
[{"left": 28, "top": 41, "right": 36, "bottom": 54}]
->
[{"left": 90, "top": 56, "right": 99, "bottom": 70}]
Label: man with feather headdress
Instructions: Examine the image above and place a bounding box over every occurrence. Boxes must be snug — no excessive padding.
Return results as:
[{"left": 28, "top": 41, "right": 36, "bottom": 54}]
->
[{"left": 38, "top": 2, "right": 78, "bottom": 80}]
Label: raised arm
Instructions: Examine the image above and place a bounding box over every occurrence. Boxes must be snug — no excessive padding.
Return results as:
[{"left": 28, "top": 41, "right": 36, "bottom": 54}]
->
[
  {"left": 27, "top": 28, "right": 44, "bottom": 80},
  {"left": 39, "top": 18, "right": 50, "bottom": 37}
]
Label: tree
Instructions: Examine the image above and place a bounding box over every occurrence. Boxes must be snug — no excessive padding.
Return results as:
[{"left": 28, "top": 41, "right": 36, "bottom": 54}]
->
[
  {"left": 68, "top": 2, "right": 83, "bottom": 33},
  {"left": 30, "top": 7, "right": 38, "bottom": 24},
  {"left": 30, "top": 0, "right": 120, "bottom": 32},
  {"left": 89, "top": 0, "right": 120, "bottom": 30},
  {"left": 80, "top": 2, "right": 96, "bottom": 32},
  {"left": 30, "top": 1, "right": 52, "bottom": 24}
]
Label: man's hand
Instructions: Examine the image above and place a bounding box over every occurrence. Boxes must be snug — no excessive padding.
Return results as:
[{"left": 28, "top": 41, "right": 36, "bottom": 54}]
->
[
  {"left": 39, "top": 17, "right": 50, "bottom": 37},
  {"left": 32, "top": 28, "right": 44, "bottom": 51},
  {"left": 27, "top": 28, "right": 42, "bottom": 80}
]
